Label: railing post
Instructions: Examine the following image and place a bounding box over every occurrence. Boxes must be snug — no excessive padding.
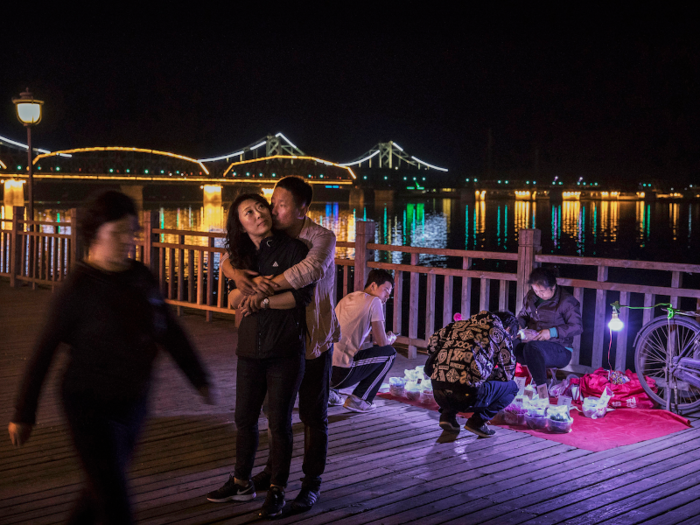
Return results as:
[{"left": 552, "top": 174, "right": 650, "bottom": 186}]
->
[
  {"left": 592, "top": 265, "right": 609, "bottom": 369},
  {"left": 69, "top": 208, "right": 84, "bottom": 268},
  {"left": 353, "top": 220, "right": 376, "bottom": 293},
  {"left": 516, "top": 229, "right": 541, "bottom": 313},
  {"left": 9, "top": 206, "right": 24, "bottom": 288},
  {"left": 142, "top": 210, "right": 159, "bottom": 274},
  {"left": 408, "top": 253, "right": 419, "bottom": 359}
]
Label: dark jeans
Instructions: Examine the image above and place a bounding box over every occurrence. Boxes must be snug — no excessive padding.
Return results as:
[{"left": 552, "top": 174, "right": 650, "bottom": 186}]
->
[
  {"left": 515, "top": 340, "right": 572, "bottom": 385},
  {"left": 434, "top": 380, "right": 518, "bottom": 423},
  {"left": 62, "top": 389, "right": 149, "bottom": 525},
  {"left": 262, "top": 347, "right": 332, "bottom": 490},
  {"left": 331, "top": 345, "right": 396, "bottom": 403},
  {"left": 235, "top": 354, "right": 305, "bottom": 488}
]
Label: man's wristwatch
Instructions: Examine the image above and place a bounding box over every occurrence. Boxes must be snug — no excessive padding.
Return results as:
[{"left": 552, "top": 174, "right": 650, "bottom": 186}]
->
[{"left": 261, "top": 297, "right": 270, "bottom": 309}]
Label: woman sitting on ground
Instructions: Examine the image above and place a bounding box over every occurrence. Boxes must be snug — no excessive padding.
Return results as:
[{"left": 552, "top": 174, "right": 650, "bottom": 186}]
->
[
  {"left": 205, "top": 193, "right": 314, "bottom": 518},
  {"left": 515, "top": 267, "right": 583, "bottom": 395}
]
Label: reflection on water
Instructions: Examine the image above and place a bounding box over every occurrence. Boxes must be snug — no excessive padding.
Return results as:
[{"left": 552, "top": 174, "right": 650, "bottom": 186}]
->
[
  {"left": 599, "top": 201, "right": 619, "bottom": 243},
  {"left": 513, "top": 200, "right": 534, "bottom": 232},
  {"left": 3, "top": 197, "right": 700, "bottom": 264},
  {"left": 669, "top": 203, "right": 680, "bottom": 241}
]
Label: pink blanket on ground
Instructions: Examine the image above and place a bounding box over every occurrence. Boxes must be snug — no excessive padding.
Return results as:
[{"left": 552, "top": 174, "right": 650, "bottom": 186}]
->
[{"left": 375, "top": 392, "right": 691, "bottom": 452}]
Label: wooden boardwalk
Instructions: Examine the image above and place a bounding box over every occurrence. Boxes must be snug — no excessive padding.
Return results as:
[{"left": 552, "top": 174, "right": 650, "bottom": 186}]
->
[{"left": 1, "top": 281, "right": 700, "bottom": 525}]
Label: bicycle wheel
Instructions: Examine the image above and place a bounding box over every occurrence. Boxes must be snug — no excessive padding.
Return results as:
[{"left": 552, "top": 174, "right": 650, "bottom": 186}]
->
[{"left": 634, "top": 315, "right": 700, "bottom": 413}]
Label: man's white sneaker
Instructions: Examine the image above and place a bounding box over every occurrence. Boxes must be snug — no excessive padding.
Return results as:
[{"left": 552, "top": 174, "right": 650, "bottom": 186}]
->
[
  {"left": 328, "top": 389, "right": 344, "bottom": 406},
  {"left": 343, "top": 394, "right": 374, "bottom": 413}
]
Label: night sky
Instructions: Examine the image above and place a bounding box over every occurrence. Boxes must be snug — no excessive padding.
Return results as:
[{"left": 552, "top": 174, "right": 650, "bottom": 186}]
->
[{"left": 2, "top": 5, "right": 699, "bottom": 182}]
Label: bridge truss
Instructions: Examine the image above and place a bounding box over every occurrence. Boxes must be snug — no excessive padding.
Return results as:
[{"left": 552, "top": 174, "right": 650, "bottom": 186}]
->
[{"left": 339, "top": 141, "right": 448, "bottom": 172}]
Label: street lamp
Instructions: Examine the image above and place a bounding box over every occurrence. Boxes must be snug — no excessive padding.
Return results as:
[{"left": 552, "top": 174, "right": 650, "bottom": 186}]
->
[{"left": 12, "top": 88, "right": 43, "bottom": 223}]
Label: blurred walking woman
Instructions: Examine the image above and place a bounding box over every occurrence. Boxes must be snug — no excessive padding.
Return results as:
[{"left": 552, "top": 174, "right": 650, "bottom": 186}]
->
[
  {"left": 206, "top": 193, "right": 313, "bottom": 518},
  {"left": 8, "top": 191, "right": 213, "bottom": 525}
]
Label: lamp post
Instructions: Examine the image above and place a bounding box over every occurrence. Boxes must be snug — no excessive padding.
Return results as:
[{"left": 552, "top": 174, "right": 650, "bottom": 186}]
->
[{"left": 12, "top": 88, "right": 43, "bottom": 223}]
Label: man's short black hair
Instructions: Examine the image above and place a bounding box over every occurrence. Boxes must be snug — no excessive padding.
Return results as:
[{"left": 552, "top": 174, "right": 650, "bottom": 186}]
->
[
  {"left": 275, "top": 176, "right": 313, "bottom": 208},
  {"left": 364, "top": 269, "right": 394, "bottom": 289},
  {"left": 528, "top": 267, "right": 558, "bottom": 289},
  {"left": 493, "top": 311, "right": 519, "bottom": 335}
]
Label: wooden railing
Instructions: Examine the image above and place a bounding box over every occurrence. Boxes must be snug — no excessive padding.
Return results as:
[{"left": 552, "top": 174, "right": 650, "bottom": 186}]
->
[
  {"left": 536, "top": 250, "right": 700, "bottom": 373},
  {"left": 331, "top": 224, "right": 700, "bottom": 373},
  {"left": 3, "top": 207, "right": 700, "bottom": 372},
  {"left": 0, "top": 212, "right": 76, "bottom": 288}
]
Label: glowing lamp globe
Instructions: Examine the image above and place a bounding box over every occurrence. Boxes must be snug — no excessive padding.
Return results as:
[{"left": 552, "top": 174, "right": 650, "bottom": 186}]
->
[
  {"left": 13, "top": 89, "right": 43, "bottom": 126},
  {"left": 608, "top": 310, "right": 624, "bottom": 332}
]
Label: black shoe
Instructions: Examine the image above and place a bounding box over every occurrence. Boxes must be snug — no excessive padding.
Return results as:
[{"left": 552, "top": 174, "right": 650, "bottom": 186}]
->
[
  {"left": 206, "top": 475, "right": 256, "bottom": 502},
  {"left": 464, "top": 417, "right": 496, "bottom": 438},
  {"left": 260, "top": 486, "right": 285, "bottom": 518},
  {"left": 252, "top": 470, "right": 271, "bottom": 492},
  {"left": 291, "top": 486, "right": 320, "bottom": 512},
  {"left": 439, "top": 414, "right": 460, "bottom": 433}
]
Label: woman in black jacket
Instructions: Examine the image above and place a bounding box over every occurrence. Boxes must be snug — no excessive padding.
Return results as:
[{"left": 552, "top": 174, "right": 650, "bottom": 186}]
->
[
  {"left": 8, "top": 191, "right": 213, "bottom": 525},
  {"left": 516, "top": 267, "right": 583, "bottom": 393},
  {"left": 205, "top": 193, "right": 313, "bottom": 518}
]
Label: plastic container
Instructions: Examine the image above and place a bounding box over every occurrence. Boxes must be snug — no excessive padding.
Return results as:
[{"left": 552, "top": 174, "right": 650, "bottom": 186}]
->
[
  {"left": 525, "top": 413, "right": 548, "bottom": 430},
  {"left": 406, "top": 388, "right": 421, "bottom": 401},
  {"left": 582, "top": 396, "right": 607, "bottom": 419},
  {"left": 503, "top": 404, "right": 528, "bottom": 426},
  {"left": 405, "top": 381, "right": 421, "bottom": 400},
  {"left": 504, "top": 411, "right": 527, "bottom": 426},
  {"left": 582, "top": 405, "right": 607, "bottom": 419},
  {"left": 419, "top": 390, "right": 434, "bottom": 404},
  {"left": 546, "top": 418, "right": 573, "bottom": 433},
  {"left": 388, "top": 377, "right": 406, "bottom": 397}
]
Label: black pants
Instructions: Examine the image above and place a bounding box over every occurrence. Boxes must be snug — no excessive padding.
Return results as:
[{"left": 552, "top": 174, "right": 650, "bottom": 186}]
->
[
  {"left": 62, "top": 389, "right": 148, "bottom": 525},
  {"left": 514, "top": 340, "right": 572, "bottom": 385},
  {"left": 262, "top": 347, "right": 332, "bottom": 490},
  {"left": 235, "top": 354, "right": 305, "bottom": 487},
  {"left": 434, "top": 380, "right": 518, "bottom": 423},
  {"left": 331, "top": 345, "right": 396, "bottom": 403}
]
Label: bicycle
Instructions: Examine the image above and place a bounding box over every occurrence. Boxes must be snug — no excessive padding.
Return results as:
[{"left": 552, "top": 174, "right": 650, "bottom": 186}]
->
[{"left": 621, "top": 302, "right": 700, "bottom": 414}]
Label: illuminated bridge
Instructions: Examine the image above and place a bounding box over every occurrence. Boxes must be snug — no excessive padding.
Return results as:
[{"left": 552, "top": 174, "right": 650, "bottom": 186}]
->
[{"left": 1, "top": 132, "right": 451, "bottom": 204}]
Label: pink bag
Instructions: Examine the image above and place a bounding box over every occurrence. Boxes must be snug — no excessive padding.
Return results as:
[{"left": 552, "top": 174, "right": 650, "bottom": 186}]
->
[{"left": 579, "top": 368, "right": 657, "bottom": 409}]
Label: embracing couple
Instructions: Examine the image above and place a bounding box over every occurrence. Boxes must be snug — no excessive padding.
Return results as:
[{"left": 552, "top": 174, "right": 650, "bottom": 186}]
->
[{"left": 205, "top": 176, "right": 341, "bottom": 518}]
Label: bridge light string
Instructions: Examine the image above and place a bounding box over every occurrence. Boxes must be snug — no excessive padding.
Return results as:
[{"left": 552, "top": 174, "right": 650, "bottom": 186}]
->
[
  {"left": 199, "top": 132, "right": 301, "bottom": 164},
  {"left": 0, "top": 159, "right": 6, "bottom": 169},
  {"left": 410, "top": 155, "right": 448, "bottom": 172},
  {"left": 0, "top": 134, "right": 71, "bottom": 157},
  {"left": 198, "top": 150, "right": 245, "bottom": 163},
  {"left": 339, "top": 150, "right": 380, "bottom": 167},
  {"left": 274, "top": 132, "right": 300, "bottom": 151},
  {"left": 223, "top": 155, "right": 356, "bottom": 180},
  {"left": 32, "top": 147, "right": 209, "bottom": 175},
  {"left": 340, "top": 147, "right": 448, "bottom": 172}
]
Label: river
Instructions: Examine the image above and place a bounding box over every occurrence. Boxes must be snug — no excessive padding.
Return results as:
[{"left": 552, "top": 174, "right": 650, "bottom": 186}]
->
[{"left": 2, "top": 197, "right": 698, "bottom": 265}]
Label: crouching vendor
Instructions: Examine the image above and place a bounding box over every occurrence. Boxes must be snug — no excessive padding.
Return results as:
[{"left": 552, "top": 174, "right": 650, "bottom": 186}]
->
[{"left": 425, "top": 311, "right": 518, "bottom": 438}]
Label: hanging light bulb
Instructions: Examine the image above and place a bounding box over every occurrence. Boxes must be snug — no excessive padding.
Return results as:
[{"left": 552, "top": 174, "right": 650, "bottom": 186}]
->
[{"left": 608, "top": 308, "right": 624, "bottom": 331}]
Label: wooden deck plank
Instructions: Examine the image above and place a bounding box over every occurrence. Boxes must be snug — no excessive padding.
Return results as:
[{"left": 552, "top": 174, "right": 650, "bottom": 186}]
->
[
  {"left": 2, "top": 281, "right": 700, "bottom": 525},
  {"left": 552, "top": 460, "right": 700, "bottom": 524},
  {"left": 447, "top": 435, "right": 700, "bottom": 524},
  {"left": 634, "top": 497, "right": 700, "bottom": 525}
]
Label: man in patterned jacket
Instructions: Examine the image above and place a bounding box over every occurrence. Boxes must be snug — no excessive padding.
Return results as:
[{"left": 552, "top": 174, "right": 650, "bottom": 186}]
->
[{"left": 425, "top": 311, "right": 519, "bottom": 438}]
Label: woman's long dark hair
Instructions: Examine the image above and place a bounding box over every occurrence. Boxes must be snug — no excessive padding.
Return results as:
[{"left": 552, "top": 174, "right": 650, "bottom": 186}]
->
[{"left": 225, "top": 193, "right": 272, "bottom": 270}]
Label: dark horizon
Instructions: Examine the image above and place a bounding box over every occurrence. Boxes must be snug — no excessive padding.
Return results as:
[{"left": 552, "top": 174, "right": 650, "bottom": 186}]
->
[{"left": 2, "top": 6, "right": 700, "bottom": 183}]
